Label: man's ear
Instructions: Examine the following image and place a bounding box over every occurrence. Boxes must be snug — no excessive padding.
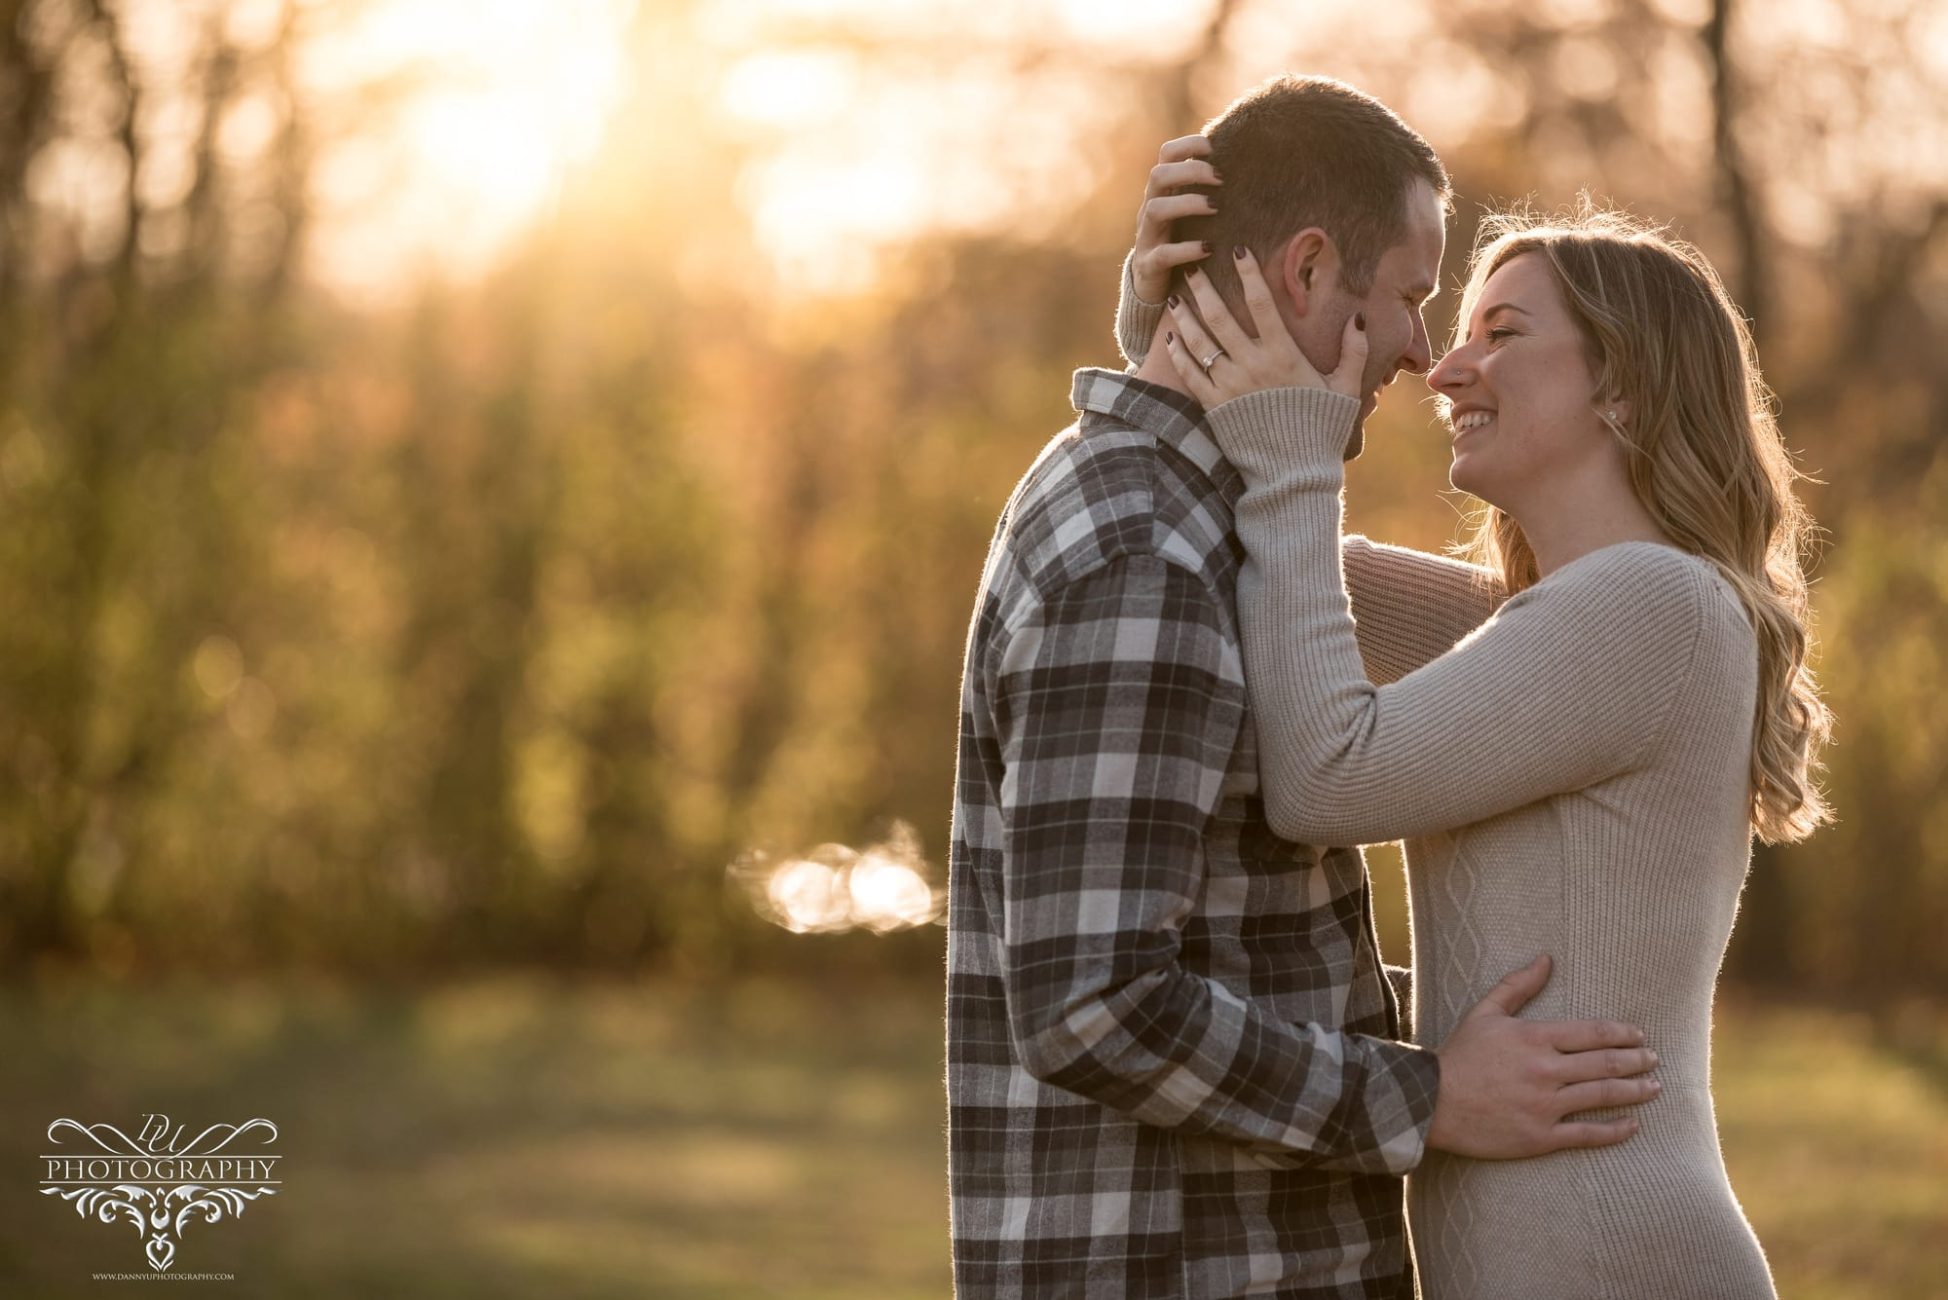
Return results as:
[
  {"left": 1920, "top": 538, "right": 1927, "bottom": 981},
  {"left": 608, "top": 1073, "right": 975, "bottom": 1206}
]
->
[{"left": 1278, "top": 227, "right": 1337, "bottom": 317}]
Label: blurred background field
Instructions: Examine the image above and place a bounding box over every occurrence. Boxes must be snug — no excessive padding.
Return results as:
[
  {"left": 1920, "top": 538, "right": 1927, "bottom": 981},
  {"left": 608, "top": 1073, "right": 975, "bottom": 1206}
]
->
[
  {"left": 3, "top": 0, "right": 1947, "bottom": 1292},
  {"left": 1, "top": 975, "right": 1943, "bottom": 1298}
]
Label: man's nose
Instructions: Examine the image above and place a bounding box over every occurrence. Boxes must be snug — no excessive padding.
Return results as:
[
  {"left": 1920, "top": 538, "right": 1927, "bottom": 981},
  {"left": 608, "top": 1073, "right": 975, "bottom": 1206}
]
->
[{"left": 1401, "top": 314, "right": 1434, "bottom": 375}]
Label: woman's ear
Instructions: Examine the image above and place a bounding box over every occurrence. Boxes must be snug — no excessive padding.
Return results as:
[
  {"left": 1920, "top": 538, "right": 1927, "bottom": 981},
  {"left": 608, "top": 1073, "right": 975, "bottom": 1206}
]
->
[
  {"left": 1601, "top": 395, "right": 1635, "bottom": 433},
  {"left": 1279, "top": 228, "right": 1334, "bottom": 317}
]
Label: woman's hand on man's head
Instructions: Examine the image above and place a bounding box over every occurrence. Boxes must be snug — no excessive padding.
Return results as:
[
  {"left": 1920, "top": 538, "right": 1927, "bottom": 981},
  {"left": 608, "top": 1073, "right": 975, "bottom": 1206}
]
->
[
  {"left": 1163, "top": 249, "right": 1369, "bottom": 409},
  {"left": 1131, "top": 135, "right": 1219, "bottom": 304}
]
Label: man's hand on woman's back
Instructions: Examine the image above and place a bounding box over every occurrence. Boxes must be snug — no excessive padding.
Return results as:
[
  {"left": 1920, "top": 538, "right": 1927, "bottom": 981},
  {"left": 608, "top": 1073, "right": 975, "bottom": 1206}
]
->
[{"left": 1429, "top": 953, "right": 1660, "bottom": 1158}]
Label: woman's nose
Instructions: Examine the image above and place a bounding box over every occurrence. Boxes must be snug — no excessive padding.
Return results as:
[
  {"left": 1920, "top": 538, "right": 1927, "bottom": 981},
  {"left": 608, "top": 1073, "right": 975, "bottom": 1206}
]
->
[{"left": 1428, "top": 347, "right": 1468, "bottom": 392}]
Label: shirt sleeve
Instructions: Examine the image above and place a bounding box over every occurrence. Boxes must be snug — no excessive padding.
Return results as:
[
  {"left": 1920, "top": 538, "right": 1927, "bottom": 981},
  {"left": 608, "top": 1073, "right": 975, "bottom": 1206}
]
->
[
  {"left": 1343, "top": 536, "right": 1505, "bottom": 685},
  {"left": 1204, "top": 386, "right": 1710, "bottom": 848},
  {"left": 988, "top": 551, "right": 1439, "bottom": 1175},
  {"left": 1115, "top": 251, "right": 1166, "bottom": 370}
]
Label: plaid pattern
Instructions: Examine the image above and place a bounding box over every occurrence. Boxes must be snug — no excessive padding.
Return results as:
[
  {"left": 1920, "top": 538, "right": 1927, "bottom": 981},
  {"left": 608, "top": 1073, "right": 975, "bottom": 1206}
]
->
[{"left": 946, "top": 370, "right": 1441, "bottom": 1299}]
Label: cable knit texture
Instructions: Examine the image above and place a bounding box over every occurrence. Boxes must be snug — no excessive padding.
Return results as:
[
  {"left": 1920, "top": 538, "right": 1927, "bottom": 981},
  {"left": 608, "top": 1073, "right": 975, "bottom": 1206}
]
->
[{"left": 1202, "top": 385, "right": 1777, "bottom": 1300}]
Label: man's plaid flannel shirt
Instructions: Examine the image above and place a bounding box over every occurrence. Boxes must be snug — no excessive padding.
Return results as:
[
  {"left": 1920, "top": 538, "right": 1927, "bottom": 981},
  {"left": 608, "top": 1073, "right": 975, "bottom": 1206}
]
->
[{"left": 946, "top": 370, "right": 1441, "bottom": 1299}]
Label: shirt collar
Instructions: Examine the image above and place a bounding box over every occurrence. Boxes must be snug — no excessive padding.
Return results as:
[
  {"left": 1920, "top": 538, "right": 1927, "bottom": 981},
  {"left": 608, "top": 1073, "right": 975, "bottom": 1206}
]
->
[{"left": 1069, "top": 367, "right": 1241, "bottom": 505}]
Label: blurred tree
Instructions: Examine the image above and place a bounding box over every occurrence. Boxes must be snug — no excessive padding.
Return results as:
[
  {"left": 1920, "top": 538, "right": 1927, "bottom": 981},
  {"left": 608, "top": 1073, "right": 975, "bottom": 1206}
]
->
[
  {"left": 0, "top": 0, "right": 307, "bottom": 961},
  {"left": 0, "top": 0, "right": 1941, "bottom": 995}
]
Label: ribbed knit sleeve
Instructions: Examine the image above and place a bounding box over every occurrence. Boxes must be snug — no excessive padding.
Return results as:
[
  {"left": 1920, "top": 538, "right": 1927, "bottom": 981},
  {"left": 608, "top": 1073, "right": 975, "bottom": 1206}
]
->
[
  {"left": 1115, "top": 251, "right": 1166, "bottom": 370},
  {"left": 1343, "top": 536, "right": 1505, "bottom": 684},
  {"left": 1204, "top": 386, "right": 1712, "bottom": 847}
]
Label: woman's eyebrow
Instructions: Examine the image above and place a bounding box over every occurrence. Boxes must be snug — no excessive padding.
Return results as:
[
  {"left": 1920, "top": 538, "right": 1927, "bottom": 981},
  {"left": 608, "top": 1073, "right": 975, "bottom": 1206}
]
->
[{"left": 1480, "top": 302, "right": 1533, "bottom": 320}]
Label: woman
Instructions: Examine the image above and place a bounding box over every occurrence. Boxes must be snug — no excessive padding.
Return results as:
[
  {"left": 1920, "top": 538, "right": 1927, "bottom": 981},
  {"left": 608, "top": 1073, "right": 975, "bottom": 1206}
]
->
[{"left": 1115, "top": 147, "right": 1830, "bottom": 1299}]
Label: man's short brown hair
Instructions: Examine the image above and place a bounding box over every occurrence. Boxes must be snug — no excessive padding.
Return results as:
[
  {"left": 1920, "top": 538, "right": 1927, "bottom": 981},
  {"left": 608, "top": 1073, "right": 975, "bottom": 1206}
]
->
[{"left": 1172, "top": 75, "right": 1451, "bottom": 307}]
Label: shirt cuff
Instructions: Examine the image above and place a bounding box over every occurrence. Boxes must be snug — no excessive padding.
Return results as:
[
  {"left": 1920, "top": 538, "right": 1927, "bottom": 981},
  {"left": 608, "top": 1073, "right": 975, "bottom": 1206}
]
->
[{"left": 1367, "top": 1037, "right": 1442, "bottom": 1173}]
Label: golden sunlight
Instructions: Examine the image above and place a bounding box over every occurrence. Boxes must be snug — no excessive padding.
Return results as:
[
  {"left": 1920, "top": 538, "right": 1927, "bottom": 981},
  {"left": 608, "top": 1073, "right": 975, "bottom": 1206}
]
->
[
  {"left": 765, "top": 854, "right": 856, "bottom": 934},
  {"left": 300, "top": 0, "right": 633, "bottom": 299},
  {"left": 731, "top": 823, "right": 944, "bottom": 935},
  {"left": 847, "top": 849, "right": 939, "bottom": 933},
  {"left": 705, "top": 0, "right": 1214, "bottom": 293}
]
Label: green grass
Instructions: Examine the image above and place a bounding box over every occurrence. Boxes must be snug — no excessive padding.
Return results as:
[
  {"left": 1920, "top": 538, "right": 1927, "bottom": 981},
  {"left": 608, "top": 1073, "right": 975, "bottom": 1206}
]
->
[
  {"left": 1712, "top": 995, "right": 1948, "bottom": 1298},
  {"left": 0, "top": 973, "right": 1941, "bottom": 1298}
]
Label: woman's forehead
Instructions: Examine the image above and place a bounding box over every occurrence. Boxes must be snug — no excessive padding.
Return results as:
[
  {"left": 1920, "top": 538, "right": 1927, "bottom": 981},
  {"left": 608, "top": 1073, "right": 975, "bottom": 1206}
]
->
[{"left": 1470, "top": 251, "right": 1563, "bottom": 319}]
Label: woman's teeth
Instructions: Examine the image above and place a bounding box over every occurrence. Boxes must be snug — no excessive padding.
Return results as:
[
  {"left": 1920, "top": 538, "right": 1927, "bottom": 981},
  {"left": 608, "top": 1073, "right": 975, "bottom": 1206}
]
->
[{"left": 1453, "top": 411, "right": 1495, "bottom": 431}]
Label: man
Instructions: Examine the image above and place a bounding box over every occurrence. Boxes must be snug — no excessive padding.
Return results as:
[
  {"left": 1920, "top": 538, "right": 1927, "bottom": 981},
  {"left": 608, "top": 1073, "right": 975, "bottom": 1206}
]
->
[{"left": 945, "top": 76, "right": 1657, "bottom": 1299}]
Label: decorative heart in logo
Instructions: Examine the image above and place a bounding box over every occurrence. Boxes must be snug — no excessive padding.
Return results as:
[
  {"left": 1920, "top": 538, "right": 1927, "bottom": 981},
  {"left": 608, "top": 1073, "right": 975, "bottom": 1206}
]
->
[{"left": 42, "top": 1116, "right": 280, "bottom": 1276}]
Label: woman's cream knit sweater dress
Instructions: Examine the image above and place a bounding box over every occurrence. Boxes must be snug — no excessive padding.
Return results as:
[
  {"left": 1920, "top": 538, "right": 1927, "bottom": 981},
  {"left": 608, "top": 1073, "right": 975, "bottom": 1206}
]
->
[{"left": 1210, "top": 386, "right": 1776, "bottom": 1300}]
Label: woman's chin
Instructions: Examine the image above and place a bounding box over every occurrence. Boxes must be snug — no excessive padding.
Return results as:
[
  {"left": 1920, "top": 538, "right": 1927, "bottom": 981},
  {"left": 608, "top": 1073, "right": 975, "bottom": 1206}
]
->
[{"left": 1447, "top": 459, "right": 1508, "bottom": 508}]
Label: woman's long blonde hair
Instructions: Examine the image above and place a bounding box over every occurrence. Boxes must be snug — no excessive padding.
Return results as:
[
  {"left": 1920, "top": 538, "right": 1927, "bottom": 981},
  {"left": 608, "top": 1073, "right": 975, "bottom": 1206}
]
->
[{"left": 1456, "top": 208, "right": 1832, "bottom": 844}]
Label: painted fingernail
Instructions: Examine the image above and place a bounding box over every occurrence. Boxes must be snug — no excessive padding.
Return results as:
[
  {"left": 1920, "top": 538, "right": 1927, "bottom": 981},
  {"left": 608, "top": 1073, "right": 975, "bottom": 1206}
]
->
[
  {"left": 1167, "top": 295, "right": 1180, "bottom": 308},
  {"left": 1355, "top": 312, "right": 1366, "bottom": 330},
  {"left": 1210, "top": 168, "right": 1223, "bottom": 181},
  {"left": 1233, "top": 245, "right": 1247, "bottom": 260},
  {"left": 1201, "top": 241, "right": 1213, "bottom": 255},
  {"left": 1165, "top": 332, "right": 1175, "bottom": 345}
]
